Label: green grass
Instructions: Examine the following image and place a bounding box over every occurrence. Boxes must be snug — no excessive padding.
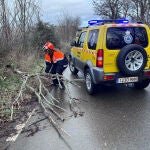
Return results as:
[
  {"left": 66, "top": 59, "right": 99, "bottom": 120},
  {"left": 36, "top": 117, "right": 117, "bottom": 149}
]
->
[
  {"left": 0, "top": 58, "right": 45, "bottom": 120},
  {"left": 32, "top": 59, "right": 45, "bottom": 73}
]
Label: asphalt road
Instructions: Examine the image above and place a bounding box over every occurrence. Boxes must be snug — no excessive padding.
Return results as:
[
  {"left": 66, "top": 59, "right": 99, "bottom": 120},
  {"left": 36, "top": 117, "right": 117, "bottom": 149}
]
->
[{"left": 8, "top": 68, "right": 150, "bottom": 150}]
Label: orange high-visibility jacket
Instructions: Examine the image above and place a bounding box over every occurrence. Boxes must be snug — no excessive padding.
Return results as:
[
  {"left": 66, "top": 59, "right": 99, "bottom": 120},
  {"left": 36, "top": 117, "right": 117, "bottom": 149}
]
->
[{"left": 45, "top": 50, "right": 64, "bottom": 63}]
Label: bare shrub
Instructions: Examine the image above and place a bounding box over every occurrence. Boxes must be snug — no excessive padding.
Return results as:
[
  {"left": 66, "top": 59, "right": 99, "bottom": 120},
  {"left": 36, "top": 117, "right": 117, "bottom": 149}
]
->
[{"left": 56, "top": 11, "right": 81, "bottom": 54}]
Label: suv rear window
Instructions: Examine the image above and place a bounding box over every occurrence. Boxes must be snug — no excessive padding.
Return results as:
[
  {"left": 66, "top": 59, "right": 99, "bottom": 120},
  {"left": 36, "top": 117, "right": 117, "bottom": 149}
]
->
[{"left": 106, "top": 27, "right": 148, "bottom": 49}]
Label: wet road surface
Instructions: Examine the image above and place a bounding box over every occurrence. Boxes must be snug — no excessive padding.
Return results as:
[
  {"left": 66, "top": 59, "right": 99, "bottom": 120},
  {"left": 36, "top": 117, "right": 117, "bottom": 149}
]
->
[{"left": 8, "top": 68, "right": 150, "bottom": 150}]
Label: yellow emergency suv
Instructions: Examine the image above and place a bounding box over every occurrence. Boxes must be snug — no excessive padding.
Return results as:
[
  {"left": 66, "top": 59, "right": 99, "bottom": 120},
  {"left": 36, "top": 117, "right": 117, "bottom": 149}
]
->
[{"left": 69, "top": 19, "right": 150, "bottom": 94}]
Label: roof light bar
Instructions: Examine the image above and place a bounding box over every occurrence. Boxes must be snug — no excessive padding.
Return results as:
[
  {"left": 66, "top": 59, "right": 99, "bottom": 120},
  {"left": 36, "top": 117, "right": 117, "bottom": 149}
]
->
[{"left": 88, "top": 19, "right": 129, "bottom": 26}]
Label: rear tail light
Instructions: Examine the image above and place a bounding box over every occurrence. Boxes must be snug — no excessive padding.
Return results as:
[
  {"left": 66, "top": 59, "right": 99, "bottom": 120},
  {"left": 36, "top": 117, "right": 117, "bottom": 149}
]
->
[
  {"left": 103, "top": 75, "right": 115, "bottom": 80},
  {"left": 97, "top": 49, "right": 103, "bottom": 68},
  {"left": 144, "top": 71, "right": 150, "bottom": 76}
]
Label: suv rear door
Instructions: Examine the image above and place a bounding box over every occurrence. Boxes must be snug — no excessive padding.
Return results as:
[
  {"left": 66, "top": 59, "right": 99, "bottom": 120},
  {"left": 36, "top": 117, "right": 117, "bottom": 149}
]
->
[
  {"left": 82, "top": 29, "right": 99, "bottom": 66},
  {"left": 103, "top": 25, "right": 149, "bottom": 73}
]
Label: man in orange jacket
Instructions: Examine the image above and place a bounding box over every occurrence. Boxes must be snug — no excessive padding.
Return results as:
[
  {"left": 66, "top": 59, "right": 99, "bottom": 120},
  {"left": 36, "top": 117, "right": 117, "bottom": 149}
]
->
[{"left": 42, "top": 41, "right": 68, "bottom": 85}]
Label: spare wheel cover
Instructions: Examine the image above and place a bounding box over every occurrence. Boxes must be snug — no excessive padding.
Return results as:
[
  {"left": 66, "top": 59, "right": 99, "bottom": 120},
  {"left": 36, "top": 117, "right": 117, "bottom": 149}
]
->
[{"left": 117, "top": 44, "right": 147, "bottom": 75}]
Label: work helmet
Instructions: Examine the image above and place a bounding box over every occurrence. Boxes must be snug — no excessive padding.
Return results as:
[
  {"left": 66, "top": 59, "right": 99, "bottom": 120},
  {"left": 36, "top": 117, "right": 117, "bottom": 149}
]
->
[{"left": 43, "top": 42, "right": 55, "bottom": 51}]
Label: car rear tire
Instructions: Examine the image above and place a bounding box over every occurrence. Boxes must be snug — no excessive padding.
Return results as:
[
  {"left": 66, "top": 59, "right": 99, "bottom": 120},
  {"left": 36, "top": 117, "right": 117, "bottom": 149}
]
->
[
  {"left": 69, "top": 58, "right": 78, "bottom": 75},
  {"left": 117, "top": 44, "right": 147, "bottom": 76},
  {"left": 134, "top": 80, "right": 150, "bottom": 89},
  {"left": 85, "top": 69, "right": 96, "bottom": 95}
]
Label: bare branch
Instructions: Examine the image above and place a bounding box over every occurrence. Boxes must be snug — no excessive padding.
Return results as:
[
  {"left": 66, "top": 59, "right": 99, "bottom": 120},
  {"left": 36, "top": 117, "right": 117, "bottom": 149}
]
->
[{"left": 7, "top": 67, "right": 85, "bottom": 137}]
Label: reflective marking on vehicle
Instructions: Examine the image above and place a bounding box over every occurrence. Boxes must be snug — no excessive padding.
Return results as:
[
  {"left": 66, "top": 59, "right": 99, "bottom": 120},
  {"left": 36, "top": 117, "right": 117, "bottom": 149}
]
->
[
  {"left": 112, "top": 24, "right": 117, "bottom": 27},
  {"left": 97, "top": 57, "right": 103, "bottom": 60},
  {"left": 81, "top": 49, "right": 97, "bottom": 55},
  {"left": 107, "top": 24, "right": 145, "bottom": 27}
]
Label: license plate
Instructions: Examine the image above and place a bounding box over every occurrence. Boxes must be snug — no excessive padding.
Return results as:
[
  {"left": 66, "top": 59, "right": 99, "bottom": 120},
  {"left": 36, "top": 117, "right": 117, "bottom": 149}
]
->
[{"left": 117, "top": 77, "right": 138, "bottom": 83}]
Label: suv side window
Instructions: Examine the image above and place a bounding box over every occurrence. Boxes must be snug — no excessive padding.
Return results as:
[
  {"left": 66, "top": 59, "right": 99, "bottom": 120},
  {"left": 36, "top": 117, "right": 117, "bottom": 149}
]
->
[
  {"left": 88, "top": 29, "right": 99, "bottom": 50},
  {"left": 77, "top": 31, "right": 87, "bottom": 48}
]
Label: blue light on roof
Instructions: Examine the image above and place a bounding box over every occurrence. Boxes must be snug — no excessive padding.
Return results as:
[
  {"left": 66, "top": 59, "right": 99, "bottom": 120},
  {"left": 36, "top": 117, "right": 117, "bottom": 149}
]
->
[
  {"left": 122, "top": 20, "right": 129, "bottom": 23},
  {"left": 88, "top": 19, "right": 129, "bottom": 26},
  {"left": 88, "top": 20, "right": 104, "bottom": 26}
]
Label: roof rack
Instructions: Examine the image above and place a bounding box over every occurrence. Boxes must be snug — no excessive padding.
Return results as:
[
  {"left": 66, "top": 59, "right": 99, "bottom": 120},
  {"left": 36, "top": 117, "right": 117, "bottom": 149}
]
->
[{"left": 88, "top": 19, "right": 129, "bottom": 26}]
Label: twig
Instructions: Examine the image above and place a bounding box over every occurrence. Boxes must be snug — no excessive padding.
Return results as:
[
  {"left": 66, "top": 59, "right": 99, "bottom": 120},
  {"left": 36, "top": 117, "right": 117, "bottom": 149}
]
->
[
  {"left": 7, "top": 67, "right": 85, "bottom": 139},
  {"left": 28, "top": 117, "right": 48, "bottom": 127},
  {"left": 26, "top": 84, "right": 70, "bottom": 136},
  {"left": 10, "top": 75, "right": 29, "bottom": 120}
]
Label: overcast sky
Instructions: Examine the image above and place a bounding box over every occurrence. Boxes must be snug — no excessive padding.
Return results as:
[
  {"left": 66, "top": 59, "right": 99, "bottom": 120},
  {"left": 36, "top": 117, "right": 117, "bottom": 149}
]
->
[{"left": 41, "top": 0, "right": 99, "bottom": 27}]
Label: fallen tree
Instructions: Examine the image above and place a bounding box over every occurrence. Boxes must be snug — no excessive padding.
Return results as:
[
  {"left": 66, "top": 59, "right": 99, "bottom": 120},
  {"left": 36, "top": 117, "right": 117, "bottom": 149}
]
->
[{"left": 1, "top": 65, "right": 85, "bottom": 139}]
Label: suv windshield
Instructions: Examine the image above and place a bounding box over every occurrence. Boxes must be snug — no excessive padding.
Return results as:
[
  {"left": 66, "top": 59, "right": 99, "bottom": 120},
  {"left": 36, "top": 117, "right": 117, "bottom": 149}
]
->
[{"left": 106, "top": 27, "right": 148, "bottom": 49}]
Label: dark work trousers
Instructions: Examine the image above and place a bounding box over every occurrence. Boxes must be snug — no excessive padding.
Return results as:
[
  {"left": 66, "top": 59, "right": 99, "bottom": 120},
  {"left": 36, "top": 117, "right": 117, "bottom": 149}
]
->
[
  {"left": 45, "top": 61, "right": 68, "bottom": 84},
  {"left": 45, "top": 62, "right": 53, "bottom": 73}
]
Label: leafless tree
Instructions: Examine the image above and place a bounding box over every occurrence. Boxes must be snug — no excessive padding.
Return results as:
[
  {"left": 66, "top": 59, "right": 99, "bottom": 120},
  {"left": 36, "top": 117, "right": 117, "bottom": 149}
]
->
[
  {"left": 0, "top": 0, "right": 40, "bottom": 56},
  {"left": 57, "top": 11, "right": 81, "bottom": 42},
  {"left": 12, "top": 0, "right": 40, "bottom": 51},
  {"left": 131, "top": 0, "right": 150, "bottom": 25},
  {"left": 0, "top": 0, "right": 11, "bottom": 53},
  {"left": 120, "top": 0, "right": 133, "bottom": 18},
  {"left": 92, "top": 0, "right": 122, "bottom": 19},
  {"left": 92, "top": 0, "right": 150, "bottom": 25},
  {"left": 56, "top": 11, "right": 81, "bottom": 53}
]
